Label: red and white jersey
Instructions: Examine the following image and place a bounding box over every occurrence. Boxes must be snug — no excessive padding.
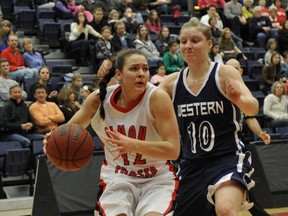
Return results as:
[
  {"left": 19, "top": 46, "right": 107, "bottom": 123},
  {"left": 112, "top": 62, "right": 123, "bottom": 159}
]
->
[{"left": 91, "top": 83, "right": 175, "bottom": 183}]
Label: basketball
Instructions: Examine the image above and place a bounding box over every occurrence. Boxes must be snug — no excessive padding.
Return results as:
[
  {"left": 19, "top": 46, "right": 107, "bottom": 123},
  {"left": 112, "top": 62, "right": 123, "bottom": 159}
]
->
[{"left": 46, "top": 124, "right": 94, "bottom": 171}]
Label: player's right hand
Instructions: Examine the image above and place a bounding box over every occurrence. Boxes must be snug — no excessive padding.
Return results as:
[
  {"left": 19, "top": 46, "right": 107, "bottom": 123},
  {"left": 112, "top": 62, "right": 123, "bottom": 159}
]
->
[{"left": 43, "top": 131, "right": 52, "bottom": 154}]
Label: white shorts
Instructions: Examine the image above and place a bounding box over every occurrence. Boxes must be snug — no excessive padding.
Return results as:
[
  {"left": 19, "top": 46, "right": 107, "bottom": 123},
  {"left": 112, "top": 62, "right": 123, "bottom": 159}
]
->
[{"left": 97, "top": 177, "right": 178, "bottom": 216}]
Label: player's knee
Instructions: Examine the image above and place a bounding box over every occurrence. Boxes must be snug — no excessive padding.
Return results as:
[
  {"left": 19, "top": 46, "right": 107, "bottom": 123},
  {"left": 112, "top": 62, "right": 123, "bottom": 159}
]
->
[{"left": 215, "top": 204, "right": 238, "bottom": 216}]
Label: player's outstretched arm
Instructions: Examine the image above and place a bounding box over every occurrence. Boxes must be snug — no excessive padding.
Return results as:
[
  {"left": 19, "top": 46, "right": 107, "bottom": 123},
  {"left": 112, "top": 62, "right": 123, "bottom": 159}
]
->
[
  {"left": 246, "top": 118, "right": 271, "bottom": 144},
  {"left": 106, "top": 88, "right": 180, "bottom": 161}
]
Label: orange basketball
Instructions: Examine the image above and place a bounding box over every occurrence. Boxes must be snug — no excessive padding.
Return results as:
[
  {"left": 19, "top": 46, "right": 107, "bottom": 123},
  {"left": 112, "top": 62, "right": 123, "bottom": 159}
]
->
[{"left": 46, "top": 124, "right": 94, "bottom": 171}]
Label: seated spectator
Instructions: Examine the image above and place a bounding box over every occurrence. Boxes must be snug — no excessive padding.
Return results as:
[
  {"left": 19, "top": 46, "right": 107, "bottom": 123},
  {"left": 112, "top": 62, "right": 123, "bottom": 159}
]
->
[
  {"left": 54, "top": 0, "right": 74, "bottom": 19},
  {"left": 269, "top": 0, "right": 286, "bottom": 26},
  {"left": 28, "top": 66, "right": 58, "bottom": 102},
  {"left": 257, "top": 0, "right": 270, "bottom": 17},
  {"left": 111, "top": 21, "right": 135, "bottom": 53},
  {"left": 200, "top": 5, "right": 224, "bottom": 30},
  {"left": 0, "top": 59, "right": 27, "bottom": 104},
  {"left": 269, "top": 6, "right": 282, "bottom": 31},
  {"left": 95, "top": 26, "right": 116, "bottom": 71},
  {"left": 116, "top": 0, "right": 144, "bottom": 24},
  {"left": 93, "top": 0, "right": 118, "bottom": 15},
  {"left": 89, "top": 7, "right": 109, "bottom": 35},
  {"left": 281, "top": 51, "right": 288, "bottom": 77},
  {"left": 264, "top": 38, "right": 283, "bottom": 65},
  {"left": 162, "top": 40, "right": 184, "bottom": 75},
  {"left": 147, "top": 0, "right": 170, "bottom": 15},
  {"left": 0, "top": 85, "right": 44, "bottom": 148},
  {"left": 29, "top": 84, "right": 65, "bottom": 134},
  {"left": 154, "top": 26, "right": 172, "bottom": 56},
  {"left": 209, "top": 42, "right": 224, "bottom": 64},
  {"left": 263, "top": 81, "right": 288, "bottom": 127},
  {"left": 248, "top": 6, "right": 279, "bottom": 48},
  {"left": 57, "top": 87, "right": 80, "bottom": 123},
  {"left": 261, "top": 52, "right": 282, "bottom": 94},
  {"left": 198, "top": 0, "right": 226, "bottom": 15},
  {"left": 150, "top": 64, "right": 166, "bottom": 85},
  {"left": 278, "top": 19, "right": 288, "bottom": 54},
  {"left": 0, "top": 34, "right": 38, "bottom": 82},
  {"left": 22, "top": 38, "right": 46, "bottom": 70},
  {"left": 69, "top": 11, "right": 102, "bottom": 65},
  {"left": 63, "top": 72, "right": 83, "bottom": 103},
  {"left": 67, "top": 0, "right": 93, "bottom": 22},
  {"left": 108, "top": 9, "right": 121, "bottom": 32},
  {"left": 224, "top": 0, "right": 247, "bottom": 37},
  {"left": 120, "top": 7, "right": 139, "bottom": 34},
  {"left": 146, "top": 9, "right": 162, "bottom": 34},
  {"left": 79, "top": 0, "right": 96, "bottom": 13},
  {"left": 0, "top": 20, "right": 12, "bottom": 53},
  {"left": 242, "top": 0, "right": 254, "bottom": 20},
  {"left": 218, "top": 27, "right": 246, "bottom": 62},
  {"left": 80, "top": 84, "right": 94, "bottom": 104},
  {"left": 134, "top": 24, "right": 162, "bottom": 66}
]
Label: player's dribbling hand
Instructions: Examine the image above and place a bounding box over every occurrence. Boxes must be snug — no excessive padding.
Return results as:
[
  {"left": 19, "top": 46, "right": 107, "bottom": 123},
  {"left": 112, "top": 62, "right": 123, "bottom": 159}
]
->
[
  {"left": 105, "top": 129, "right": 135, "bottom": 160},
  {"left": 225, "top": 79, "right": 241, "bottom": 103},
  {"left": 43, "top": 131, "right": 52, "bottom": 154}
]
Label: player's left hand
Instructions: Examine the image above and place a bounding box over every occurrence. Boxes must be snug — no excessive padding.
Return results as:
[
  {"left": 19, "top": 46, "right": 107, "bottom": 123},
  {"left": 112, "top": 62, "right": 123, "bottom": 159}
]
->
[
  {"left": 225, "top": 79, "right": 241, "bottom": 103},
  {"left": 259, "top": 131, "right": 271, "bottom": 145},
  {"left": 105, "top": 129, "right": 135, "bottom": 160}
]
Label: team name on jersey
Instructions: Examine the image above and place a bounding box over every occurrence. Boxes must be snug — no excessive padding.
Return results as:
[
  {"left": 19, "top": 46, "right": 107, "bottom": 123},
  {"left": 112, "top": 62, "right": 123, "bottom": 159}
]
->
[
  {"left": 114, "top": 165, "right": 158, "bottom": 178},
  {"left": 105, "top": 125, "right": 147, "bottom": 140},
  {"left": 177, "top": 101, "right": 224, "bottom": 117}
]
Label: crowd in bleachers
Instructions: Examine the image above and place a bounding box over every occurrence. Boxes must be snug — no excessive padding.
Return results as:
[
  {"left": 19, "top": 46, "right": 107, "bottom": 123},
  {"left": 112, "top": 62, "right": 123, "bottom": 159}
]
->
[{"left": 1, "top": 0, "right": 288, "bottom": 199}]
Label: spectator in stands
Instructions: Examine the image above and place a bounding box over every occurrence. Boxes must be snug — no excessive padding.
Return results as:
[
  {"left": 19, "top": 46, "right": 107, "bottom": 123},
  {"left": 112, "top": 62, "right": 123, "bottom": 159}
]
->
[
  {"left": 57, "top": 87, "right": 80, "bottom": 123},
  {"left": 29, "top": 84, "right": 65, "bottom": 134},
  {"left": 218, "top": 27, "right": 246, "bottom": 62},
  {"left": 154, "top": 25, "right": 173, "bottom": 56},
  {"left": 63, "top": 72, "right": 83, "bottom": 103},
  {"left": 93, "top": 0, "right": 118, "bottom": 15},
  {"left": 263, "top": 81, "right": 288, "bottom": 127},
  {"left": 224, "top": 0, "right": 247, "bottom": 37},
  {"left": 242, "top": 0, "right": 254, "bottom": 20},
  {"left": 0, "top": 84, "right": 44, "bottom": 148},
  {"left": 120, "top": 7, "right": 139, "bottom": 34},
  {"left": 261, "top": 52, "right": 282, "bottom": 94},
  {"left": 269, "top": 6, "right": 283, "bottom": 32},
  {"left": 0, "top": 59, "right": 27, "bottom": 104},
  {"left": 200, "top": 5, "right": 224, "bottom": 29},
  {"left": 278, "top": 19, "right": 288, "bottom": 54},
  {"left": 0, "top": 20, "right": 12, "bottom": 53},
  {"left": 108, "top": 9, "right": 121, "bottom": 32},
  {"left": 28, "top": 66, "right": 58, "bottom": 102},
  {"left": 89, "top": 7, "right": 109, "bottom": 35},
  {"left": 264, "top": 38, "right": 283, "bottom": 65},
  {"left": 146, "top": 9, "right": 162, "bottom": 34},
  {"left": 117, "top": 0, "right": 144, "bottom": 24},
  {"left": 149, "top": 64, "right": 166, "bottom": 85},
  {"left": 280, "top": 51, "right": 288, "bottom": 77},
  {"left": 111, "top": 21, "right": 135, "bottom": 53},
  {"left": 95, "top": 26, "right": 116, "bottom": 70},
  {"left": 69, "top": 11, "right": 102, "bottom": 65},
  {"left": 248, "top": 6, "right": 279, "bottom": 48},
  {"left": 162, "top": 40, "right": 184, "bottom": 75},
  {"left": 54, "top": 0, "right": 73, "bottom": 19},
  {"left": 67, "top": 0, "right": 93, "bottom": 22},
  {"left": 0, "top": 34, "right": 38, "bottom": 82},
  {"left": 209, "top": 41, "right": 224, "bottom": 64},
  {"left": 80, "top": 84, "right": 94, "bottom": 104},
  {"left": 22, "top": 38, "right": 46, "bottom": 70},
  {"left": 147, "top": 0, "right": 170, "bottom": 15},
  {"left": 258, "top": 0, "right": 270, "bottom": 17},
  {"left": 269, "top": 0, "right": 286, "bottom": 25},
  {"left": 134, "top": 24, "right": 162, "bottom": 66}
]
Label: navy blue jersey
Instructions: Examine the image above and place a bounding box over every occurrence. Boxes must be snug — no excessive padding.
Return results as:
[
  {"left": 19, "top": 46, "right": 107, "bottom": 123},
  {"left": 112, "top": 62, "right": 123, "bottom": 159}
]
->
[{"left": 172, "top": 62, "right": 244, "bottom": 160}]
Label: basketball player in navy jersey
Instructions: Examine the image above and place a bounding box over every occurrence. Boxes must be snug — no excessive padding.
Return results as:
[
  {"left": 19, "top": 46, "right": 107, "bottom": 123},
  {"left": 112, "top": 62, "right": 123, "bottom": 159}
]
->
[{"left": 159, "top": 18, "right": 259, "bottom": 216}]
